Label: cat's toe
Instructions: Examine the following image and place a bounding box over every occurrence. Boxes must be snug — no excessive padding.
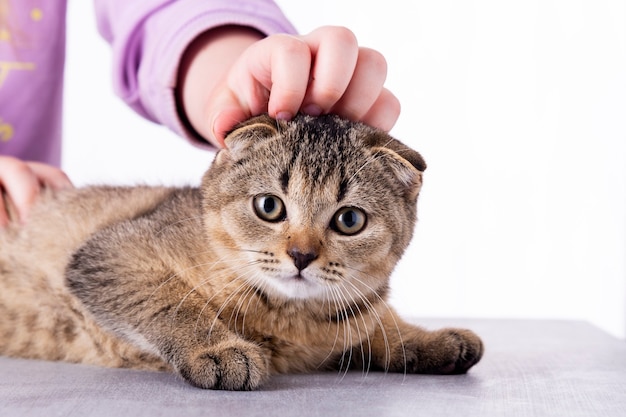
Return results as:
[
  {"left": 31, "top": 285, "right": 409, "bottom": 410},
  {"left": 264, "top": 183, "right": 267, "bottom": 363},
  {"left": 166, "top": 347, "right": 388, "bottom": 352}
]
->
[
  {"left": 440, "top": 329, "right": 484, "bottom": 374},
  {"left": 428, "top": 328, "right": 484, "bottom": 374},
  {"left": 177, "top": 340, "right": 269, "bottom": 390},
  {"left": 402, "top": 328, "right": 484, "bottom": 375}
]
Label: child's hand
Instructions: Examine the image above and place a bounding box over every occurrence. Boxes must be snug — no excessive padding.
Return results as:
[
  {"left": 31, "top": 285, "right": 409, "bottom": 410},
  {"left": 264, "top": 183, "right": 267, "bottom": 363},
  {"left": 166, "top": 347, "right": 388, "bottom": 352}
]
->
[
  {"left": 178, "top": 26, "right": 400, "bottom": 148},
  {"left": 0, "top": 156, "right": 72, "bottom": 227}
]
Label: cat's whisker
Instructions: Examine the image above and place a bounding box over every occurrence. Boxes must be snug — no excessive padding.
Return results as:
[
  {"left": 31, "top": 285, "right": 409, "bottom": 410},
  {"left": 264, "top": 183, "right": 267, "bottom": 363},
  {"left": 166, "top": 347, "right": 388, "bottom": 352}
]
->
[
  {"left": 326, "top": 285, "right": 355, "bottom": 378},
  {"left": 202, "top": 257, "right": 274, "bottom": 339},
  {"left": 226, "top": 270, "right": 273, "bottom": 339},
  {"left": 375, "top": 136, "right": 423, "bottom": 161},
  {"left": 211, "top": 245, "right": 275, "bottom": 256},
  {"left": 322, "top": 285, "right": 346, "bottom": 373},
  {"left": 146, "top": 250, "right": 236, "bottom": 306},
  {"left": 333, "top": 284, "right": 361, "bottom": 379},
  {"left": 194, "top": 272, "right": 246, "bottom": 337},
  {"left": 172, "top": 253, "right": 250, "bottom": 317},
  {"left": 343, "top": 275, "right": 394, "bottom": 373},
  {"left": 202, "top": 261, "right": 263, "bottom": 339},
  {"left": 346, "top": 282, "right": 391, "bottom": 375},
  {"left": 314, "top": 286, "right": 345, "bottom": 371},
  {"left": 155, "top": 215, "right": 205, "bottom": 237},
  {"left": 322, "top": 283, "right": 335, "bottom": 333},
  {"left": 141, "top": 255, "right": 243, "bottom": 332},
  {"left": 242, "top": 272, "right": 274, "bottom": 336},
  {"left": 229, "top": 272, "right": 262, "bottom": 335},
  {"left": 206, "top": 278, "right": 253, "bottom": 341},
  {"left": 343, "top": 269, "right": 407, "bottom": 378},
  {"left": 346, "top": 146, "right": 390, "bottom": 186},
  {"left": 241, "top": 271, "right": 273, "bottom": 331},
  {"left": 224, "top": 278, "right": 255, "bottom": 331},
  {"left": 149, "top": 251, "right": 256, "bottom": 336},
  {"left": 336, "top": 281, "right": 375, "bottom": 377}
]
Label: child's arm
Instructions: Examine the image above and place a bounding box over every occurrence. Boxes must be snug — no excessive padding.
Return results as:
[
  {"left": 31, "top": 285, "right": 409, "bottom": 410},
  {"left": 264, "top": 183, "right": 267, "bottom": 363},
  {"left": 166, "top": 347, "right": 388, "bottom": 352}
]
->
[
  {"left": 94, "top": 0, "right": 400, "bottom": 149},
  {"left": 94, "top": 0, "right": 297, "bottom": 148}
]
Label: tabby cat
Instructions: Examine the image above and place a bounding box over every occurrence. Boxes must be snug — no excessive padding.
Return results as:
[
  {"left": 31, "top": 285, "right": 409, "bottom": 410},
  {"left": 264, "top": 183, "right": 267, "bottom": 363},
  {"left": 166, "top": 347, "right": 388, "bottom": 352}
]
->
[{"left": 0, "top": 114, "right": 483, "bottom": 390}]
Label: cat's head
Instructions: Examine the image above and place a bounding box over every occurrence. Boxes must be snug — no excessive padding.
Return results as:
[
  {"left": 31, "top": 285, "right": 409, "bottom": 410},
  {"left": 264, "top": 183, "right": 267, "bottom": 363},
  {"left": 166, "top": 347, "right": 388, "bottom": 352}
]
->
[{"left": 201, "top": 114, "right": 426, "bottom": 304}]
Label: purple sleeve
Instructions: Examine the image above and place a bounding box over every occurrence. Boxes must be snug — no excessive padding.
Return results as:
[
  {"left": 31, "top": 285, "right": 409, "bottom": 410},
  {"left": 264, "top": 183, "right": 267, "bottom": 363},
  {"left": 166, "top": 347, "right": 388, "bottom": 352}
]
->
[{"left": 93, "top": 0, "right": 297, "bottom": 144}]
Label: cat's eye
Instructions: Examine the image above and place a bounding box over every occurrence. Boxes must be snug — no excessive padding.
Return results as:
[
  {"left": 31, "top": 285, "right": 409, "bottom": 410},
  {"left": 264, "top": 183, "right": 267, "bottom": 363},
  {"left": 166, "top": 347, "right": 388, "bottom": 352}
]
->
[
  {"left": 332, "top": 207, "right": 367, "bottom": 235},
  {"left": 253, "top": 195, "right": 286, "bottom": 222}
]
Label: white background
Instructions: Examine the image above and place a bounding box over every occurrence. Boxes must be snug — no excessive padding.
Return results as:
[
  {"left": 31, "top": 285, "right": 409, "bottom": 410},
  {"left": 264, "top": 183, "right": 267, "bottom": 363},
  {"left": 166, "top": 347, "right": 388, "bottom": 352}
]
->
[{"left": 64, "top": 1, "right": 626, "bottom": 338}]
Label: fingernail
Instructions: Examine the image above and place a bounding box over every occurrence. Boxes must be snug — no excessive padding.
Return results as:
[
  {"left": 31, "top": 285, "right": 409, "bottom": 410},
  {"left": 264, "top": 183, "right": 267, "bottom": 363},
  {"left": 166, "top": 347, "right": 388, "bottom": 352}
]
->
[
  {"left": 303, "top": 104, "right": 322, "bottom": 117},
  {"left": 276, "top": 111, "right": 293, "bottom": 121},
  {"left": 210, "top": 110, "right": 227, "bottom": 148}
]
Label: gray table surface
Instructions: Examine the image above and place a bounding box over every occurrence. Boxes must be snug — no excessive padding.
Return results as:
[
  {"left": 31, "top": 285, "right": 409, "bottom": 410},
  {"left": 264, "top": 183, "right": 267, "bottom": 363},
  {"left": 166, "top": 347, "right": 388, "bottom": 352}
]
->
[{"left": 1, "top": 319, "right": 624, "bottom": 417}]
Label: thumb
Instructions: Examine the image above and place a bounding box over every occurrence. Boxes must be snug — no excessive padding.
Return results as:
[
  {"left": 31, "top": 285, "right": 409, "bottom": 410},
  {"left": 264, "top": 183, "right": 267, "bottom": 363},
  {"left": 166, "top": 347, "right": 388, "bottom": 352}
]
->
[
  {"left": 211, "top": 106, "right": 249, "bottom": 148},
  {"left": 207, "top": 87, "right": 251, "bottom": 148}
]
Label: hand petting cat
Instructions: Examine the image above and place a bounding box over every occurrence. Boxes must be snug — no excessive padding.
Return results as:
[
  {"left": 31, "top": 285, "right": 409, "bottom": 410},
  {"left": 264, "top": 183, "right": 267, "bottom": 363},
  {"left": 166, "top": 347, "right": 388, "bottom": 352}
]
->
[
  {"left": 1, "top": 26, "right": 400, "bottom": 226},
  {"left": 178, "top": 25, "right": 401, "bottom": 148}
]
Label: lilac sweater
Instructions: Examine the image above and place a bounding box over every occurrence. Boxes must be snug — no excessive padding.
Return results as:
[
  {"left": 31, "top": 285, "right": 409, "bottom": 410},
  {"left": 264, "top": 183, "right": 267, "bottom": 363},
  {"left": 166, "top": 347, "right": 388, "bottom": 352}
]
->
[{"left": 0, "top": 0, "right": 295, "bottom": 167}]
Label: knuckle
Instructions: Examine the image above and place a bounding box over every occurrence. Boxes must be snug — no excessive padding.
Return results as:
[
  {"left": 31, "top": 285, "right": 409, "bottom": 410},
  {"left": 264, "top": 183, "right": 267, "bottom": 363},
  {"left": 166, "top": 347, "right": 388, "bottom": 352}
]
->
[
  {"left": 272, "top": 34, "right": 309, "bottom": 57},
  {"left": 334, "top": 103, "right": 363, "bottom": 122},
  {"left": 363, "top": 91, "right": 401, "bottom": 131},
  {"left": 359, "top": 47, "right": 388, "bottom": 75},
  {"left": 54, "top": 170, "right": 72, "bottom": 187},
  {"left": 7, "top": 159, "right": 33, "bottom": 179},
  {"left": 384, "top": 90, "right": 401, "bottom": 116},
  {"left": 0, "top": 155, "right": 18, "bottom": 171},
  {"left": 321, "top": 26, "right": 358, "bottom": 48},
  {"left": 317, "top": 85, "right": 345, "bottom": 105}
]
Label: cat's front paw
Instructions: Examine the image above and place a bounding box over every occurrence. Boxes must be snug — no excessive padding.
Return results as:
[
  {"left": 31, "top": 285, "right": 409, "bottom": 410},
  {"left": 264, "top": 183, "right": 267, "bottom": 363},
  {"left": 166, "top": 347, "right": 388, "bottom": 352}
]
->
[
  {"left": 176, "top": 339, "right": 269, "bottom": 390},
  {"left": 402, "top": 328, "right": 484, "bottom": 375}
]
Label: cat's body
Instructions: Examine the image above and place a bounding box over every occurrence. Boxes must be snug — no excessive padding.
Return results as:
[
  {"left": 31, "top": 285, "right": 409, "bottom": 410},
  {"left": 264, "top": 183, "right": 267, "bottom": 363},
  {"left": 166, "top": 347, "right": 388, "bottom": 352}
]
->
[{"left": 0, "top": 114, "right": 482, "bottom": 390}]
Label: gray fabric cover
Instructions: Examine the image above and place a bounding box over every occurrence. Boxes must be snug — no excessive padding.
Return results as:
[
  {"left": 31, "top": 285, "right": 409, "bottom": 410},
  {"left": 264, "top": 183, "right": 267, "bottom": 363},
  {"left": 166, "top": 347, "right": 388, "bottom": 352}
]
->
[{"left": 1, "top": 319, "right": 625, "bottom": 417}]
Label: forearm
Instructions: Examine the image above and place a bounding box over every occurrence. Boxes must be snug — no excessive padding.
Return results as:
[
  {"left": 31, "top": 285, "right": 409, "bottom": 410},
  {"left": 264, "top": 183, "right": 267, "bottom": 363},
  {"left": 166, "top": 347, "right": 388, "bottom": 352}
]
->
[{"left": 176, "top": 26, "right": 265, "bottom": 148}]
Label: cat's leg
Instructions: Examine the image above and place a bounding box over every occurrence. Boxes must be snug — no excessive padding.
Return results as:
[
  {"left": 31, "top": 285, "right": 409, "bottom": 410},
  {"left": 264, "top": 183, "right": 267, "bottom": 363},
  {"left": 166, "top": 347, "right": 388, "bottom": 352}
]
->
[
  {"left": 139, "top": 290, "right": 270, "bottom": 390},
  {"left": 353, "top": 309, "right": 483, "bottom": 374},
  {"left": 66, "top": 249, "right": 269, "bottom": 390}
]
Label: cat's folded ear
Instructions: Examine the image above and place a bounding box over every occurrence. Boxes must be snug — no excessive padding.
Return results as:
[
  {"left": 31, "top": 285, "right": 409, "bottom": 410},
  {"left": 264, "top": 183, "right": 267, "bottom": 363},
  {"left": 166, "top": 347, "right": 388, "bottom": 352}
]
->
[
  {"left": 367, "top": 133, "right": 427, "bottom": 200},
  {"left": 215, "top": 115, "right": 279, "bottom": 165}
]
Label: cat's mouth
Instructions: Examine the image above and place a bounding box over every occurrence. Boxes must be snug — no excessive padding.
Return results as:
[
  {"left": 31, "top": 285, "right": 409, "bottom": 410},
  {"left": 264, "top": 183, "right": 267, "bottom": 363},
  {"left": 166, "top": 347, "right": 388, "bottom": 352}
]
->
[
  {"left": 258, "top": 269, "right": 326, "bottom": 300},
  {"left": 285, "top": 272, "right": 312, "bottom": 284}
]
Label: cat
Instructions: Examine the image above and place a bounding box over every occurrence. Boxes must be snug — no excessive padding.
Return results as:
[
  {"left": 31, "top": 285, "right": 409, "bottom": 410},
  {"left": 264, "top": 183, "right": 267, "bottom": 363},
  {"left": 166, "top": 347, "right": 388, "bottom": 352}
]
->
[{"left": 0, "top": 114, "right": 483, "bottom": 390}]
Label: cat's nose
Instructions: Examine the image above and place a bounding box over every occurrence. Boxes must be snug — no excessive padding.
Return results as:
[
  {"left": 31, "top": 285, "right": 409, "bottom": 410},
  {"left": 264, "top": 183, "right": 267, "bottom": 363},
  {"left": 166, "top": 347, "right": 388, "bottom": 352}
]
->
[{"left": 288, "top": 249, "right": 318, "bottom": 272}]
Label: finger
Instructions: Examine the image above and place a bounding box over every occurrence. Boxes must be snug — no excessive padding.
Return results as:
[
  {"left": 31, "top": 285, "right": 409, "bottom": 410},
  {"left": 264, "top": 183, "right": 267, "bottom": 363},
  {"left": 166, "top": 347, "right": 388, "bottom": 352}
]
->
[
  {"left": 330, "top": 47, "right": 388, "bottom": 122},
  {"left": 28, "top": 162, "right": 73, "bottom": 190},
  {"left": 260, "top": 35, "right": 312, "bottom": 120},
  {"left": 211, "top": 102, "right": 250, "bottom": 147},
  {"left": 208, "top": 73, "right": 257, "bottom": 146},
  {"left": 209, "top": 35, "right": 311, "bottom": 143},
  {"left": 0, "top": 159, "right": 40, "bottom": 223},
  {"left": 300, "top": 26, "right": 359, "bottom": 116},
  {"left": 360, "top": 88, "right": 401, "bottom": 132}
]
